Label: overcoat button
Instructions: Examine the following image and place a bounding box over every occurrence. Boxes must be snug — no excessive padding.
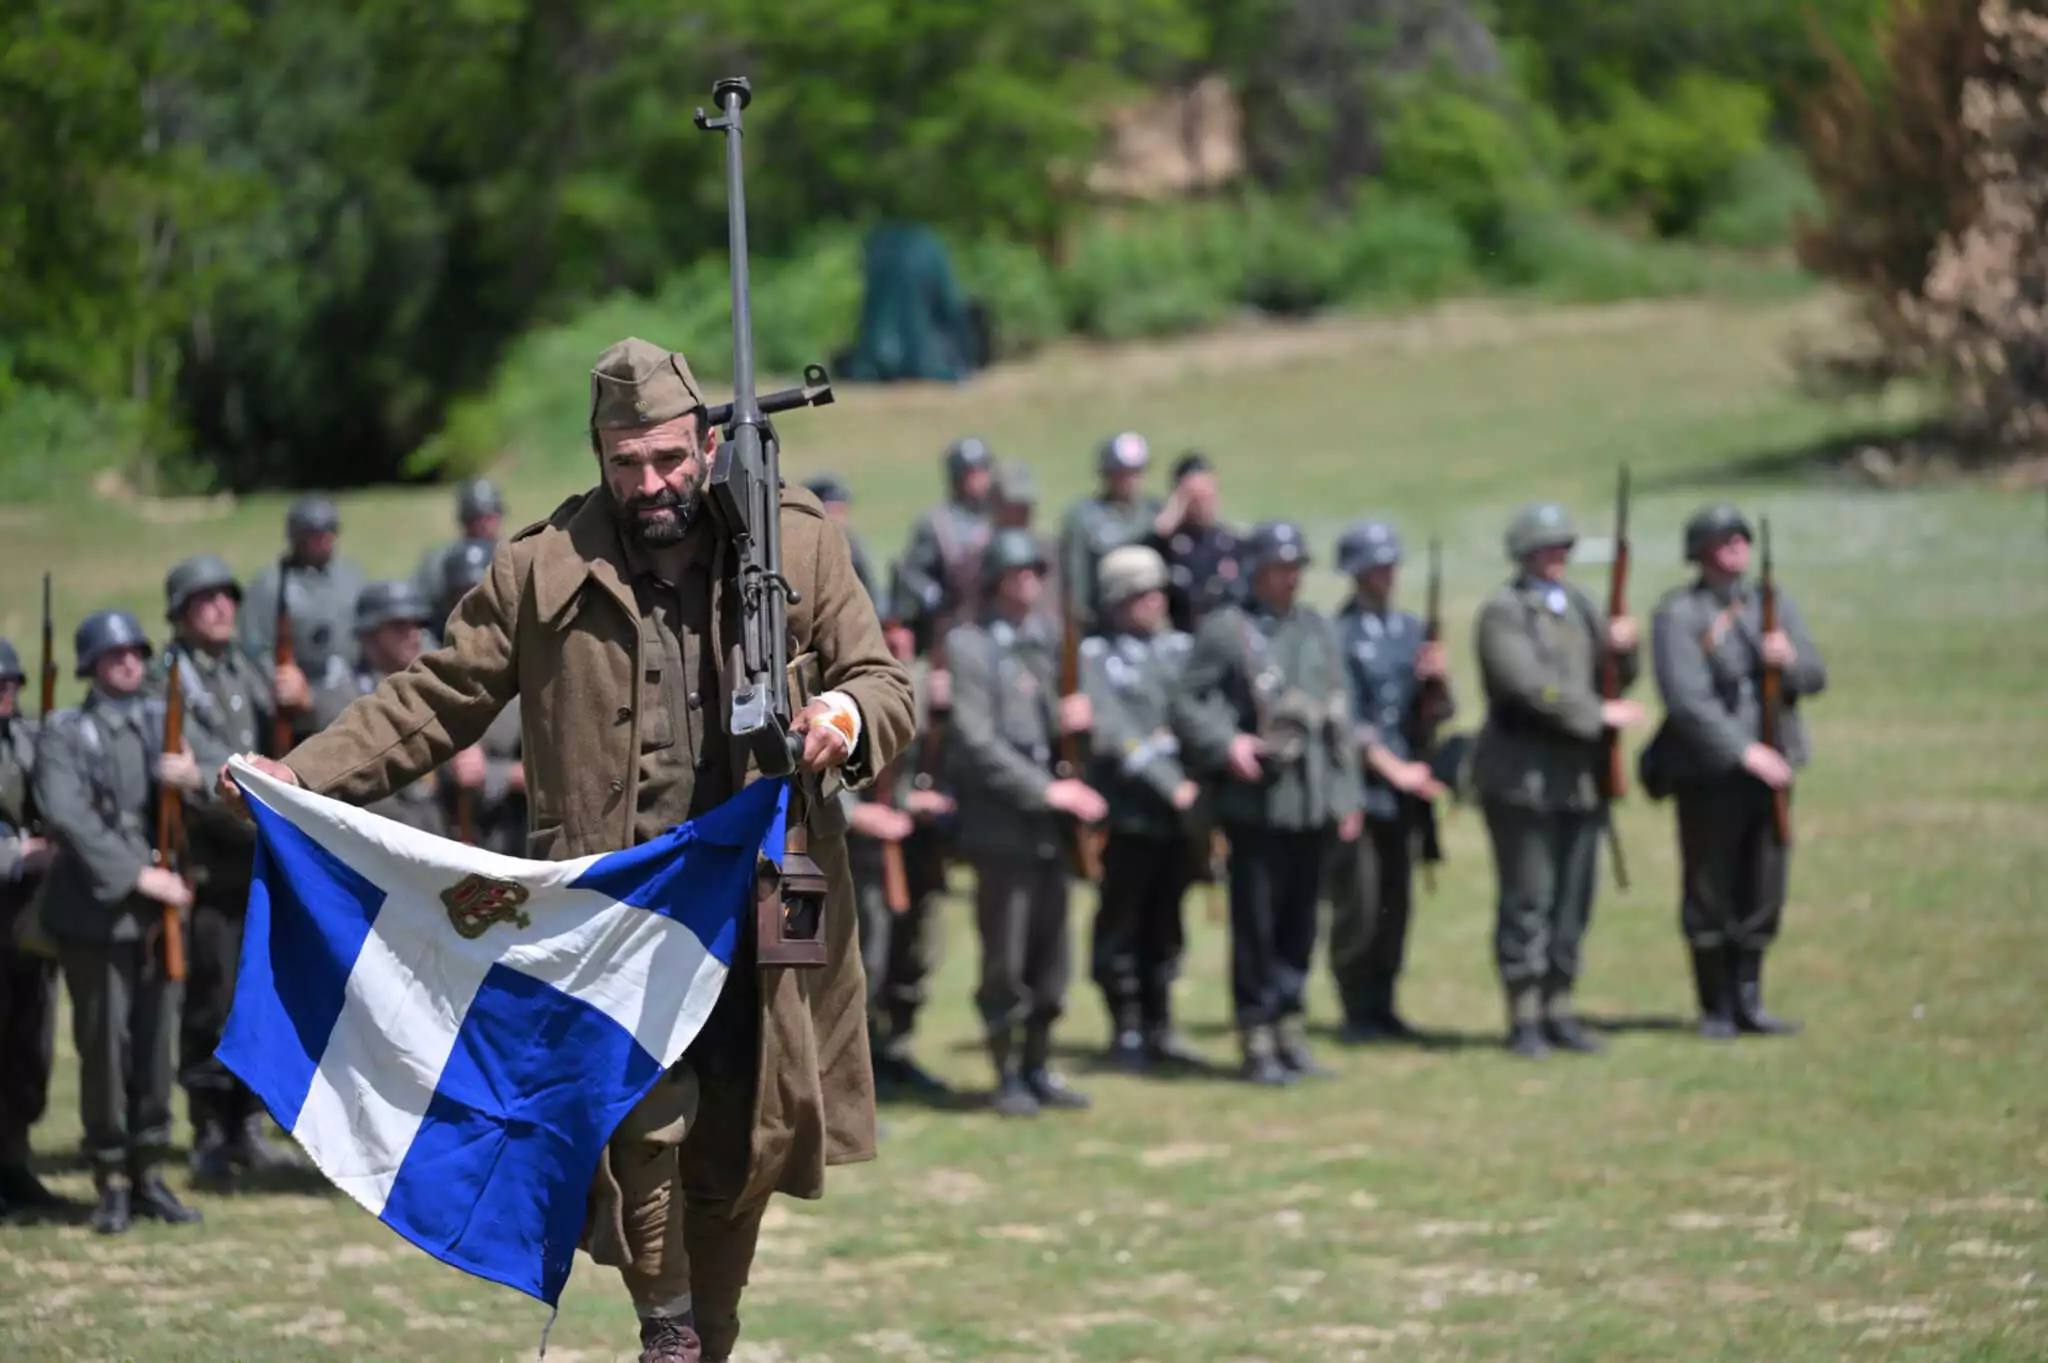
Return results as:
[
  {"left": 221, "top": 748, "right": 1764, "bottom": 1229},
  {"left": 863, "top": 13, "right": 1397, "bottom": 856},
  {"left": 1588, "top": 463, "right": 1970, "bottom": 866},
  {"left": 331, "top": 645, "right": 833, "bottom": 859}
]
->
[
  {"left": 609, "top": 779, "right": 625, "bottom": 794},
  {"left": 686, "top": 691, "right": 703, "bottom": 711},
  {"left": 616, "top": 707, "right": 633, "bottom": 723}
]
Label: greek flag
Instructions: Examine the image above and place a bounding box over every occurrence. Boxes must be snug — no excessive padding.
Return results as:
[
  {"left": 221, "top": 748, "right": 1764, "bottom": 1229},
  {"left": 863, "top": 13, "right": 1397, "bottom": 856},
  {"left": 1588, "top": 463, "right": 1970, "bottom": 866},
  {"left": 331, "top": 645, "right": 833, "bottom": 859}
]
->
[{"left": 219, "top": 757, "right": 786, "bottom": 1305}]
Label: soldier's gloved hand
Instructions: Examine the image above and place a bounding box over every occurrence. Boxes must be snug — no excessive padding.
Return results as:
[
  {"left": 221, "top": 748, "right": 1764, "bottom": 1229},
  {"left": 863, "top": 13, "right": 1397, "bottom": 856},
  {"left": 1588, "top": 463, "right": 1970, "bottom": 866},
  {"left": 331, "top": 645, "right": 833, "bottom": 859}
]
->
[
  {"left": 1760, "top": 629, "right": 1797, "bottom": 668},
  {"left": 450, "top": 745, "right": 487, "bottom": 790},
  {"left": 215, "top": 754, "right": 300, "bottom": 819},
  {"left": 1606, "top": 615, "right": 1640, "bottom": 654},
  {"left": 1600, "top": 699, "right": 1646, "bottom": 731},
  {"left": 1171, "top": 780, "right": 1201, "bottom": 812},
  {"left": 1336, "top": 811, "right": 1364, "bottom": 844},
  {"left": 1416, "top": 641, "right": 1448, "bottom": 680},
  {"left": 906, "top": 788, "right": 956, "bottom": 820},
  {"left": 136, "top": 865, "right": 195, "bottom": 910},
  {"left": 1741, "top": 742, "right": 1794, "bottom": 790},
  {"left": 1045, "top": 778, "right": 1108, "bottom": 825},
  {"left": 156, "top": 748, "right": 203, "bottom": 792},
  {"left": 1058, "top": 693, "right": 1092, "bottom": 735},
  {"left": 273, "top": 661, "right": 312, "bottom": 714},
  {"left": 849, "top": 802, "right": 914, "bottom": 843},
  {"left": 1226, "top": 733, "right": 1268, "bottom": 784}
]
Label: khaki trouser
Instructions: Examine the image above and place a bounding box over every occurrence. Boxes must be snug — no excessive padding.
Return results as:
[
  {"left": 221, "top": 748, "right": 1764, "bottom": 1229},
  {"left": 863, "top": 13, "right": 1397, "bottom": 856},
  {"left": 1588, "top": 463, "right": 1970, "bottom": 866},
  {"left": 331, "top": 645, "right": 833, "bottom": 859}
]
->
[{"left": 608, "top": 1062, "right": 771, "bottom": 1359}]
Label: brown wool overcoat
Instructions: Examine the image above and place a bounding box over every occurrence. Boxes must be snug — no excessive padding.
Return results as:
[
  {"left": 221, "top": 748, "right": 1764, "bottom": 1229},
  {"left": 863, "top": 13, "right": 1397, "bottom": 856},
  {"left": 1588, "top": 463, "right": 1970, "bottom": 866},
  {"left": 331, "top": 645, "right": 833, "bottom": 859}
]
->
[{"left": 282, "top": 483, "right": 915, "bottom": 1263}]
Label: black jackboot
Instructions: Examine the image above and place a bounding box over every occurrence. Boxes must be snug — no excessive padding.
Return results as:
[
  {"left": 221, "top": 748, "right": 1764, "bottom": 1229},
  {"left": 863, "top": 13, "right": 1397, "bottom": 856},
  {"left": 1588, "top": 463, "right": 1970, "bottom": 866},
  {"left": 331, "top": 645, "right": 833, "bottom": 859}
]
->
[
  {"left": 89, "top": 1170, "right": 132, "bottom": 1236},
  {"left": 130, "top": 1162, "right": 202, "bottom": 1225},
  {"left": 227, "top": 1100, "right": 302, "bottom": 1174},
  {"left": 1733, "top": 948, "right": 1802, "bottom": 1036},
  {"left": 1691, "top": 946, "right": 1738, "bottom": 1040},
  {"left": 987, "top": 1029, "right": 1039, "bottom": 1119},
  {"left": 1275, "top": 1015, "right": 1333, "bottom": 1079},
  {"left": 1240, "top": 1024, "right": 1294, "bottom": 1086},
  {"left": 188, "top": 1093, "right": 237, "bottom": 1186},
  {"left": 1541, "top": 984, "right": 1605, "bottom": 1055},
  {"left": 1022, "top": 1024, "right": 1090, "bottom": 1110},
  {"left": 1106, "top": 1000, "right": 1147, "bottom": 1073},
  {"left": 1504, "top": 987, "right": 1549, "bottom": 1060}
]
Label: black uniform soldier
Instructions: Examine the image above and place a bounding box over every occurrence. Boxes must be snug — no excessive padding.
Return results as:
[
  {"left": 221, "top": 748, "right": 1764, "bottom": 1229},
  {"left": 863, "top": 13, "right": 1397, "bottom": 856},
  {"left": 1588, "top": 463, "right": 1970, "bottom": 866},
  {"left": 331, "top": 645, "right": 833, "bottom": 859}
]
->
[
  {"left": 1080, "top": 545, "right": 1204, "bottom": 1070},
  {"left": 896, "top": 436, "right": 996, "bottom": 654},
  {"left": 156, "top": 556, "right": 298, "bottom": 1184},
  {"left": 1146, "top": 452, "right": 1246, "bottom": 632},
  {"left": 1059, "top": 431, "right": 1163, "bottom": 626},
  {"left": 34, "top": 610, "right": 202, "bottom": 1233},
  {"left": 434, "top": 543, "right": 527, "bottom": 857},
  {"left": 308, "top": 582, "right": 450, "bottom": 836},
  {"left": 1174, "top": 522, "right": 1364, "bottom": 1084},
  {"left": 1647, "top": 506, "right": 1827, "bottom": 1038},
  {"left": 414, "top": 476, "right": 508, "bottom": 630},
  {"left": 240, "top": 494, "right": 366, "bottom": 727},
  {"left": 1472, "top": 503, "right": 1645, "bottom": 1058},
  {"left": 0, "top": 637, "right": 61, "bottom": 1216},
  {"left": 947, "top": 527, "right": 1107, "bottom": 1118},
  {"left": 1326, "top": 520, "right": 1453, "bottom": 1043}
]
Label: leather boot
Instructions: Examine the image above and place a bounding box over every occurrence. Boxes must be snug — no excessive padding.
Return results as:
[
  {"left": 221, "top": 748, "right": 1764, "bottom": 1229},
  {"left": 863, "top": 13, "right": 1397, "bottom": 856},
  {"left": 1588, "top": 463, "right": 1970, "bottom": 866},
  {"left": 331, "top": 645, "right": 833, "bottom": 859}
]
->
[
  {"left": 1541, "top": 985, "right": 1604, "bottom": 1054},
  {"left": 188, "top": 1094, "right": 237, "bottom": 1187},
  {"left": 1274, "top": 1015, "right": 1333, "bottom": 1079},
  {"left": 1144, "top": 1020, "right": 1205, "bottom": 1068},
  {"left": 131, "top": 1164, "right": 202, "bottom": 1225},
  {"left": 1240, "top": 1024, "right": 1294, "bottom": 1086},
  {"left": 1022, "top": 1024, "right": 1090, "bottom": 1110},
  {"left": 0, "top": 1161, "right": 65, "bottom": 1212},
  {"left": 229, "top": 1108, "right": 302, "bottom": 1173},
  {"left": 1106, "top": 1000, "right": 1147, "bottom": 1073},
  {"left": 90, "top": 1171, "right": 132, "bottom": 1236},
  {"left": 1504, "top": 987, "right": 1549, "bottom": 1059},
  {"left": 987, "top": 1029, "right": 1039, "bottom": 1119},
  {"left": 638, "top": 1313, "right": 704, "bottom": 1363},
  {"left": 1691, "top": 945, "right": 1738, "bottom": 1040},
  {"left": 1733, "top": 948, "right": 1802, "bottom": 1036}
]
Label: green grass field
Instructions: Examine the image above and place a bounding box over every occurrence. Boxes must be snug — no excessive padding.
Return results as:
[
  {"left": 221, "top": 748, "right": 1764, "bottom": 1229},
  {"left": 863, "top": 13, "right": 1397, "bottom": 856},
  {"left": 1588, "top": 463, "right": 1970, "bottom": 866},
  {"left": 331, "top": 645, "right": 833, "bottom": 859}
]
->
[{"left": 2, "top": 294, "right": 2044, "bottom": 1362}]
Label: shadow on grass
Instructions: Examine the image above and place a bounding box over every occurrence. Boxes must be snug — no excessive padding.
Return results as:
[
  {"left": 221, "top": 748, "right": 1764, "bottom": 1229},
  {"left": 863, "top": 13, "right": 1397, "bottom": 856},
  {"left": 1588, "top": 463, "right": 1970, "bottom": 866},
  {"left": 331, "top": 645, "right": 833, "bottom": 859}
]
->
[{"left": 1637, "top": 419, "right": 1946, "bottom": 492}]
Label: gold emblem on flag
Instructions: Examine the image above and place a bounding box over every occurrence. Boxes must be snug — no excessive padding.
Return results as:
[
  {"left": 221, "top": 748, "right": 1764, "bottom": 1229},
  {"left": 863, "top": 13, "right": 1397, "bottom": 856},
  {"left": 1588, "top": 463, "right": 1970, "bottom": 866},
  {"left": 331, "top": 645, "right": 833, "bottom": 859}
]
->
[{"left": 441, "top": 873, "right": 533, "bottom": 940}]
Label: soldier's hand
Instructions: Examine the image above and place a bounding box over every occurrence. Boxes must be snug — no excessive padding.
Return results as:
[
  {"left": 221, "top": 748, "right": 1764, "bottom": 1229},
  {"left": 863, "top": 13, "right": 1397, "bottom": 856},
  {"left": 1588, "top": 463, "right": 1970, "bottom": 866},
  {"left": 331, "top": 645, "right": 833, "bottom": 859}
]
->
[
  {"left": 1606, "top": 616, "right": 1640, "bottom": 653},
  {"left": 906, "top": 788, "right": 956, "bottom": 820},
  {"left": 17, "top": 835, "right": 54, "bottom": 875},
  {"left": 1045, "top": 778, "right": 1108, "bottom": 824},
  {"left": 1226, "top": 733, "right": 1268, "bottom": 783},
  {"left": 215, "top": 754, "right": 300, "bottom": 819},
  {"left": 1336, "top": 811, "right": 1364, "bottom": 843},
  {"left": 136, "top": 865, "right": 195, "bottom": 910},
  {"left": 1171, "top": 779, "right": 1201, "bottom": 812},
  {"left": 925, "top": 667, "right": 952, "bottom": 711},
  {"left": 451, "top": 745, "right": 487, "bottom": 790},
  {"left": 848, "top": 802, "right": 914, "bottom": 843},
  {"left": 1058, "top": 693, "right": 1093, "bottom": 735},
  {"left": 156, "top": 749, "right": 203, "bottom": 792},
  {"left": 507, "top": 763, "right": 526, "bottom": 793},
  {"left": 273, "top": 662, "right": 311, "bottom": 714},
  {"left": 1390, "top": 759, "right": 1446, "bottom": 801},
  {"left": 1761, "top": 629, "right": 1797, "bottom": 668},
  {"left": 1600, "top": 698, "right": 1646, "bottom": 731},
  {"left": 1415, "top": 641, "right": 1448, "bottom": 680},
  {"left": 1741, "top": 742, "right": 1794, "bottom": 790},
  {"left": 792, "top": 698, "right": 856, "bottom": 774}
]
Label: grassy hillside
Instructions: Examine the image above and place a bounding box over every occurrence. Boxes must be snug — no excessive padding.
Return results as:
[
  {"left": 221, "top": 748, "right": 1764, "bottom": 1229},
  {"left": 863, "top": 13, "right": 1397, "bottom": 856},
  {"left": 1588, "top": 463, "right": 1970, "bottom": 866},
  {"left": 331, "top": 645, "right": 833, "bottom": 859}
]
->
[{"left": 1, "top": 295, "right": 2042, "bottom": 1362}]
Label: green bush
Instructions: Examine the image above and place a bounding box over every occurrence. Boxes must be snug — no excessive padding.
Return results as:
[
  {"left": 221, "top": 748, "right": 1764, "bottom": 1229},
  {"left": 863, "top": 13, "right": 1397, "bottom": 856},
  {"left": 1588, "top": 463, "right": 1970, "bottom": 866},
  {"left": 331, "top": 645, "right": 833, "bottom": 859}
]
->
[
  {"left": 1574, "top": 74, "right": 1773, "bottom": 237},
  {"left": 1696, "top": 145, "right": 1823, "bottom": 251},
  {"left": 1219, "top": 197, "right": 1353, "bottom": 316},
  {"left": 951, "top": 236, "right": 1064, "bottom": 361},
  {"left": 1335, "top": 195, "right": 1477, "bottom": 303},
  {"left": 1058, "top": 210, "right": 1240, "bottom": 341},
  {"left": 0, "top": 385, "right": 158, "bottom": 502},
  {"left": 1379, "top": 91, "right": 1555, "bottom": 253}
]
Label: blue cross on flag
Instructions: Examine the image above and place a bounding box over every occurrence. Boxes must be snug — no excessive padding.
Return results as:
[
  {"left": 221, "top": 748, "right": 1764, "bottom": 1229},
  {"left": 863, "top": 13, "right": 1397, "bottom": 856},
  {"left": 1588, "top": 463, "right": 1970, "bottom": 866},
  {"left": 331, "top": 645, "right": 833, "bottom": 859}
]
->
[{"left": 219, "top": 757, "right": 787, "bottom": 1305}]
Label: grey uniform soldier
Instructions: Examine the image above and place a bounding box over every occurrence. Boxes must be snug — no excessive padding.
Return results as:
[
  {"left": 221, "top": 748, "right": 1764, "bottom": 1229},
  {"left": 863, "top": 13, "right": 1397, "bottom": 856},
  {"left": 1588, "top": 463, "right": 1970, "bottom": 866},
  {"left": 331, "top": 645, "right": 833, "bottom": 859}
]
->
[
  {"left": 946, "top": 527, "right": 1107, "bottom": 1118},
  {"left": 1059, "top": 431, "right": 1163, "bottom": 627},
  {"left": 155, "top": 556, "right": 297, "bottom": 1184},
  {"left": 1472, "top": 503, "right": 1645, "bottom": 1058},
  {"left": 433, "top": 543, "right": 527, "bottom": 856},
  {"left": 309, "top": 583, "right": 450, "bottom": 836},
  {"left": 414, "top": 476, "right": 508, "bottom": 631},
  {"left": 804, "top": 475, "right": 881, "bottom": 606},
  {"left": 1647, "top": 506, "right": 1827, "bottom": 1039},
  {"left": 990, "top": 459, "right": 1066, "bottom": 634},
  {"left": 34, "top": 610, "right": 202, "bottom": 1234},
  {"left": 1080, "top": 545, "right": 1204, "bottom": 1071},
  {"left": 0, "top": 638, "right": 62, "bottom": 1217},
  {"left": 896, "top": 437, "right": 995, "bottom": 653},
  {"left": 240, "top": 495, "right": 367, "bottom": 724},
  {"left": 1174, "top": 522, "right": 1364, "bottom": 1085},
  {"left": 1326, "top": 520, "right": 1453, "bottom": 1043}
]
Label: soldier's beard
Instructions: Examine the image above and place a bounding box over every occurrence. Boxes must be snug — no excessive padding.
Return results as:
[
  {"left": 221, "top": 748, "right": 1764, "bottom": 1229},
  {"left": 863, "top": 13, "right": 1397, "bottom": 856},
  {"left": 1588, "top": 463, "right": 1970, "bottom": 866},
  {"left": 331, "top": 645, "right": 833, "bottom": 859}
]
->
[{"left": 619, "top": 486, "right": 699, "bottom": 546}]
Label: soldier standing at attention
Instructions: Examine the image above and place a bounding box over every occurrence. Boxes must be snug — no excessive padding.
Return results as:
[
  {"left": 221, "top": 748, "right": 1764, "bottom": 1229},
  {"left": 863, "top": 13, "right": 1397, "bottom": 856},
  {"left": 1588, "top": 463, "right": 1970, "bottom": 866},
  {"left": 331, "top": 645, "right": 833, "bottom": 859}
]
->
[
  {"left": 35, "top": 610, "right": 202, "bottom": 1234},
  {"left": 1059, "top": 431, "right": 1162, "bottom": 627},
  {"left": 947, "top": 527, "right": 1106, "bottom": 1118},
  {"left": 223, "top": 337, "right": 913, "bottom": 1363},
  {"left": 156, "top": 556, "right": 297, "bottom": 1185},
  {"left": 1472, "top": 503, "right": 1645, "bottom": 1059},
  {"left": 239, "top": 494, "right": 366, "bottom": 719},
  {"left": 0, "top": 638, "right": 62, "bottom": 1217},
  {"left": 414, "top": 476, "right": 508, "bottom": 630},
  {"left": 1326, "top": 520, "right": 1451, "bottom": 1044},
  {"left": 1080, "top": 545, "right": 1204, "bottom": 1071},
  {"left": 1174, "top": 523, "right": 1364, "bottom": 1085},
  {"left": 306, "top": 582, "right": 453, "bottom": 837},
  {"left": 804, "top": 475, "right": 880, "bottom": 606},
  {"left": 896, "top": 437, "right": 995, "bottom": 656},
  {"left": 1146, "top": 453, "right": 1245, "bottom": 632},
  {"left": 1648, "top": 506, "right": 1826, "bottom": 1039}
]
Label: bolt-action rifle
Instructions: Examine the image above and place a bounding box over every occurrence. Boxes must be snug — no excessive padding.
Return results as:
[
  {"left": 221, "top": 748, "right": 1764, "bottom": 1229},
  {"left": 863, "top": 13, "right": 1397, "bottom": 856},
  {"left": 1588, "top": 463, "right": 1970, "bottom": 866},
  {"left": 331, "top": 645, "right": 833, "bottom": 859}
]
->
[
  {"left": 695, "top": 77, "right": 837, "bottom": 965},
  {"left": 156, "top": 660, "right": 190, "bottom": 982},
  {"left": 1598, "top": 467, "right": 1632, "bottom": 891},
  {"left": 1405, "top": 539, "right": 1449, "bottom": 892},
  {"left": 1758, "top": 518, "right": 1793, "bottom": 846},
  {"left": 1056, "top": 596, "right": 1105, "bottom": 881}
]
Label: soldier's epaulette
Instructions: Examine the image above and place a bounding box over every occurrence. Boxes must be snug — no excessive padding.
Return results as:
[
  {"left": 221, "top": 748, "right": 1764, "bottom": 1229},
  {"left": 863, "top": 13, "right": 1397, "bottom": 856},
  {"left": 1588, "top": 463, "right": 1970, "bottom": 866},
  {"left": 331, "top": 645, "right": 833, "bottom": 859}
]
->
[
  {"left": 513, "top": 492, "right": 591, "bottom": 541},
  {"left": 1080, "top": 635, "right": 1109, "bottom": 660},
  {"left": 779, "top": 483, "right": 826, "bottom": 520}
]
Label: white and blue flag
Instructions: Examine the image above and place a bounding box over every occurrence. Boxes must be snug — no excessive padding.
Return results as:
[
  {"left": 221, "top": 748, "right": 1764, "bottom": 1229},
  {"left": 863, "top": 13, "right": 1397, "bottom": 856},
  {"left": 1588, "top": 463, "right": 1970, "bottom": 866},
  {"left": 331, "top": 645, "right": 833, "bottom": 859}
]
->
[{"left": 219, "top": 757, "right": 786, "bottom": 1305}]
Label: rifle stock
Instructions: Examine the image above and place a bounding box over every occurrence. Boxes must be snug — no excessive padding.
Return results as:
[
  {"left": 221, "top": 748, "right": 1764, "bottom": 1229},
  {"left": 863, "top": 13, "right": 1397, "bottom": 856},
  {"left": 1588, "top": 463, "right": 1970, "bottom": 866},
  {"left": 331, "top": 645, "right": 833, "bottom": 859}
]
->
[
  {"left": 909, "top": 639, "right": 952, "bottom": 892},
  {"left": 1759, "top": 518, "right": 1793, "bottom": 846},
  {"left": 156, "top": 658, "right": 189, "bottom": 982},
  {"left": 1599, "top": 468, "right": 1632, "bottom": 891},
  {"left": 272, "top": 556, "right": 295, "bottom": 757},
  {"left": 1056, "top": 600, "right": 1104, "bottom": 882},
  {"left": 39, "top": 573, "right": 56, "bottom": 720},
  {"left": 1407, "top": 538, "right": 1448, "bottom": 890}
]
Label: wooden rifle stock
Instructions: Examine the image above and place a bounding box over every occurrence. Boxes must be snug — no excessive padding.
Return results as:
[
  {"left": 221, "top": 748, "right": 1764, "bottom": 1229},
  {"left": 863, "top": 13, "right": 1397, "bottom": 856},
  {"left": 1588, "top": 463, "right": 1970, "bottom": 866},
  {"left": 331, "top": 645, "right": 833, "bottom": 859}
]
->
[
  {"left": 39, "top": 573, "right": 57, "bottom": 721},
  {"left": 156, "top": 658, "right": 189, "bottom": 982},
  {"left": 1758, "top": 518, "right": 1793, "bottom": 846},
  {"left": 1599, "top": 468, "right": 1632, "bottom": 891},
  {"left": 907, "top": 641, "right": 952, "bottom": 893},
  {"left": 1407, "top": 539, "right": 1448, "bottom": 892},
  {"left": 868, "top": 633, "right": 913, "bottom": 913},
  {"left": 1056, "top": 601, "right": 1104, "bottom": 882},
  {"left": 272, "top": 557, "right": 295, "bottom": 757}
]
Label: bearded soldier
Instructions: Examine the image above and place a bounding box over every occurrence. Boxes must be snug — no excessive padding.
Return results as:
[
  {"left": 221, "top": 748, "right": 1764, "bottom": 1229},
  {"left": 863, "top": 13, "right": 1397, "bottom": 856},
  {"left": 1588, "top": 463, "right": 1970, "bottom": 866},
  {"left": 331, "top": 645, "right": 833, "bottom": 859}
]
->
[
  {"left": 156, "top": 556, "right": 298, "bottom": 1184},
  {"left": 36, "top": 610, "right": 203, "bottom": 1234},
  {"left": 222, "top": 337, "right": 913, "bottom": 1363},
  {"left": 1059, "top": 431, "right": 1162, "bottom": 627},
  {"left": 1647, "top": 506, "right": 1827, "bottom": 1039},
  {"left": 0, "top": 638, "right": 61, "bottom": 1217},
  {"left": 1472, "top": 503, "right": 1644, "bottom": 1059}
]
